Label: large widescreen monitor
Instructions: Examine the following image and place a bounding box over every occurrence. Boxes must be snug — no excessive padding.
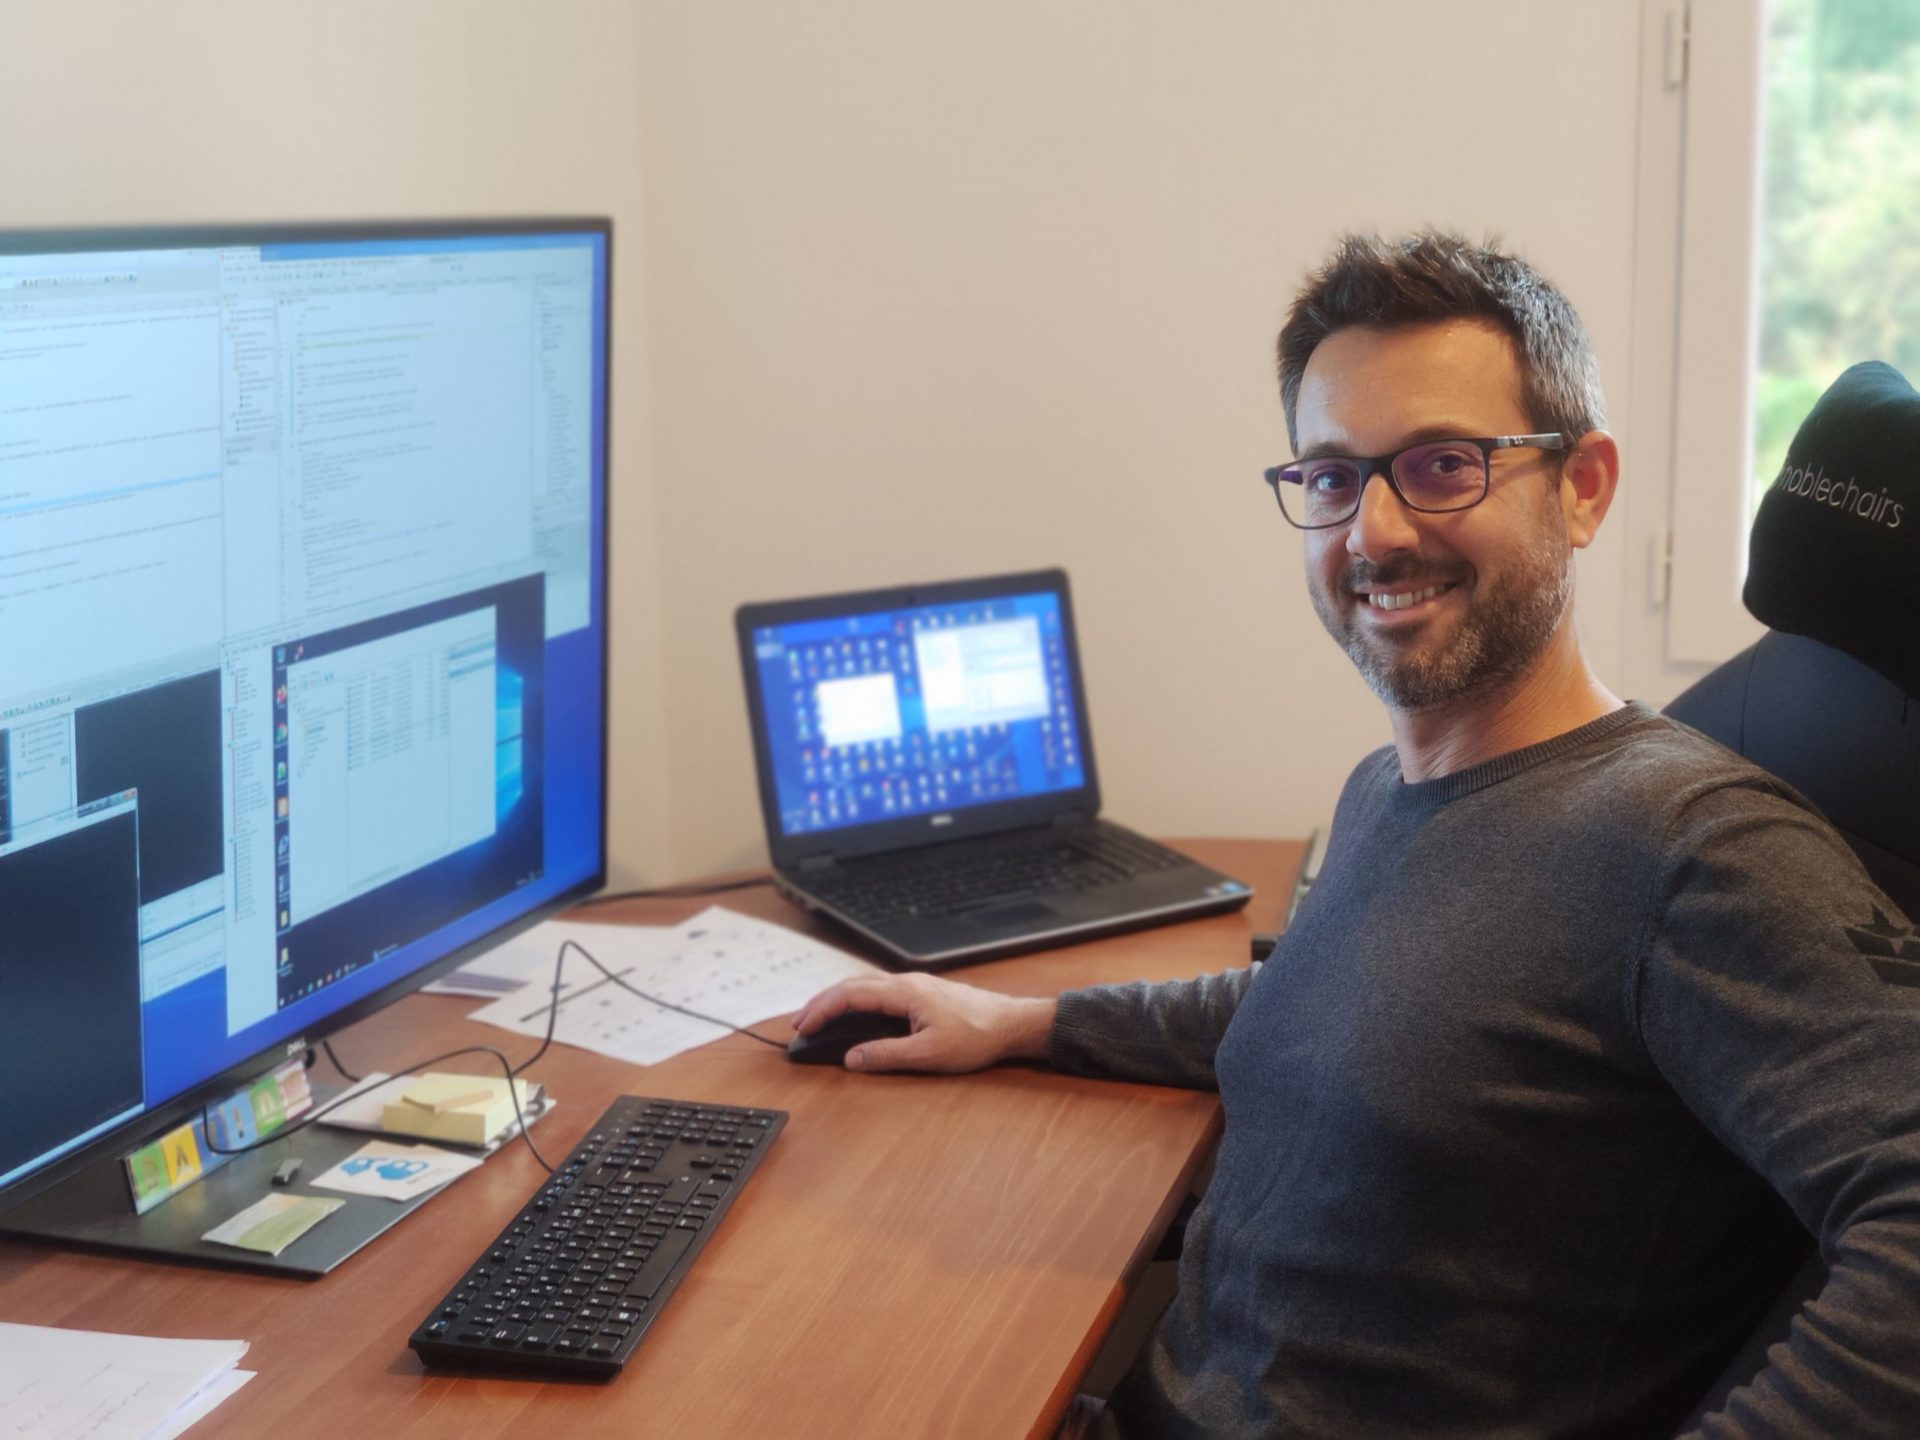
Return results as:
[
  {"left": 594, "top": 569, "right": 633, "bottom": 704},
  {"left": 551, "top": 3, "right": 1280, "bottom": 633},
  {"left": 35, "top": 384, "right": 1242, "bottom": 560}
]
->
[{"left": 0, "top": 219, "right": 610, "bottom": 1256}]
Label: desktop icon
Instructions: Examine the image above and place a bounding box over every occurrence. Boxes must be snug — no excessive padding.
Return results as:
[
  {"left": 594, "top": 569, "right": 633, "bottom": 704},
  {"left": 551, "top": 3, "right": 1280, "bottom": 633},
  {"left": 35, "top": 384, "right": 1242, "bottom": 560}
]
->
[{"left": 276, "top": 795, "right": 289, "bottom": 818}]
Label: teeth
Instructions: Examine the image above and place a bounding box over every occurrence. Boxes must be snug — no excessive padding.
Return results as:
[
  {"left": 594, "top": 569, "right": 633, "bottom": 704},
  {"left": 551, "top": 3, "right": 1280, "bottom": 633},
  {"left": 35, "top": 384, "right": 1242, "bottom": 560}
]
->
[{"left": 1366, "top": 584, "right": 1445, "bottom": 611}]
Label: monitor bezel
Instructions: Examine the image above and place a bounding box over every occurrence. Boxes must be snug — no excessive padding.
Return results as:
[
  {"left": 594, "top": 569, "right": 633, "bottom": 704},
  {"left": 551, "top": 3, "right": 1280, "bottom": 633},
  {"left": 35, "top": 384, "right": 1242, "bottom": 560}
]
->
[
  {"left": 734, "top": 567, "right": 1104, "bottom": 867},
  {"left": 0, "top": 216, "right": 614, "bottom": 1216}
]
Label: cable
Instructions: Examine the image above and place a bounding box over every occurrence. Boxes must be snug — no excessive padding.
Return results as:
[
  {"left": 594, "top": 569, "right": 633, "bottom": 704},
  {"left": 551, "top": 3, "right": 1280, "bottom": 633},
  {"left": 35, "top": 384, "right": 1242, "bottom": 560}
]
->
[
  {"left": 202, "top": 1040, "right": 556, "bottom": 1173},
  {"left": 320, "top": 1039, "right": 361, "bottom": 1084},
  {"left": 204, "top": 934, "right": 572, "bottom": 1171},
  {"left": 573, "top": 874, "right": 774, "bottom": 908},
  {"left": 201, "top": 927, "right": 783, "bottom": 1176},
  {"left": 554, "top": 937, "right": 788, "bottom": 1051}
]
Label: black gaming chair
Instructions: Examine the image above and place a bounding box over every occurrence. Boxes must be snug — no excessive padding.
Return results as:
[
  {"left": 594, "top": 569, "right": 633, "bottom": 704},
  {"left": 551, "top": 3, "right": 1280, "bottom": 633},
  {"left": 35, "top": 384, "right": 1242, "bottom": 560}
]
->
[
  {"left": 1663, "top": 360, "right": 1920, "bottom": 1424},
  {"left": 1664, "top": 630, "right": 1920, "bottom": 1421},
  {"left": 1666, "top": 630, "right": 1919, "bottom": 916}
]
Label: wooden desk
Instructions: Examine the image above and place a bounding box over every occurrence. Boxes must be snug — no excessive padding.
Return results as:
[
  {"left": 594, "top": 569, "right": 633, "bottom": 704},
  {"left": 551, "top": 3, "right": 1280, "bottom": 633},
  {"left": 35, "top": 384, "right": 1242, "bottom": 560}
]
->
[{"left": 0, "top": 838, "right": 1296, "bottom": 1440}]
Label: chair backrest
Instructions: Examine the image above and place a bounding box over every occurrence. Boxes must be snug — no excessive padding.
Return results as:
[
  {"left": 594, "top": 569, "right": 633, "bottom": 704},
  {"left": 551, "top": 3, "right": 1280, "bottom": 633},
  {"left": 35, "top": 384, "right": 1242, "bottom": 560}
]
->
[
  {"left": 1663, "top": 633, "right": 1920, "bottom": 1425},
  {"left": 1661, "top": 359, "right": 1919, "bottom": 1425},
  {"left": 1665, "top": 630, "right": 1920, "bottom": 917}
]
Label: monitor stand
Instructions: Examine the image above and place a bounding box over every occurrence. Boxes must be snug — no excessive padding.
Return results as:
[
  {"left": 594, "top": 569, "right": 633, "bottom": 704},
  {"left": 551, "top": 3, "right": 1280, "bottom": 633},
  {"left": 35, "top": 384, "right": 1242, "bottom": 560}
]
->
[{"left": 0, "top": 1082, "right": 453, "bottom": 1278}]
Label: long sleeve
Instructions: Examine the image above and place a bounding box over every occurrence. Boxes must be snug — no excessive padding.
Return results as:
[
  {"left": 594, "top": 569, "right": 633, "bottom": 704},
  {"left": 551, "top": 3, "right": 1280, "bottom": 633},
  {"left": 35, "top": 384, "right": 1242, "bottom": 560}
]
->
[
  {"left": 1047, "top": 967, "right": 1255, "bottom": 1090},
  {"left": 1636, "top": 782, "right": 1920, "bottom": 1438}
]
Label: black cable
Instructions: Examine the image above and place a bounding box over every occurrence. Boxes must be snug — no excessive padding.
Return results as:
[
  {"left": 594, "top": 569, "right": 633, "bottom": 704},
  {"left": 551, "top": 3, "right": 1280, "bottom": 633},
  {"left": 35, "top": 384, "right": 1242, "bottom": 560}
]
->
[
  {"left": 206, "top": 935, "right": 569, "bottom": 1170},
  {"left": 199, "top": 925, "right": 784, "bottom": 1178},
  {"left": 320, "top": 1039, "right": 361, "bottom": 1084},
  {"left": 554, "top": 937, "right": 788, "bottom": 1051},
  {"left": 201, "top": 1039, "right": 555, "bottom": 1173},
  {"left": 573, "top": 874, "right": 774, "bottom": 908}
]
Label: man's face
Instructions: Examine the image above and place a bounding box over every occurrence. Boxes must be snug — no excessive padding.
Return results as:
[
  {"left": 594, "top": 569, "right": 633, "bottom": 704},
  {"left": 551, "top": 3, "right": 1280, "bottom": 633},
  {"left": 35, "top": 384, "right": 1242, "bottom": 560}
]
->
[{"left": 1295, "top": 319, "right": 1574, "bottom": 712}]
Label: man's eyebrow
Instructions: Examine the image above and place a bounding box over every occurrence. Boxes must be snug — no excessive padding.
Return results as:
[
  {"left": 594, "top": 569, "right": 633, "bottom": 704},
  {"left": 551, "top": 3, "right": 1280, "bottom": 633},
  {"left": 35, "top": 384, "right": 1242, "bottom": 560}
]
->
[{"left": 1294, "top": 423, "right": 1491, "bottom": 462}]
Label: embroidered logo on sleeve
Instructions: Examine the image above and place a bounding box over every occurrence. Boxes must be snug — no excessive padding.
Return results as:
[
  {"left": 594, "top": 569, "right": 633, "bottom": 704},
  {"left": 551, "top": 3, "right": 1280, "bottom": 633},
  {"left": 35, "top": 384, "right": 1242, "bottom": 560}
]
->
[{"left": 1845, "top": 908, "right": 1920, "bottom": 987}]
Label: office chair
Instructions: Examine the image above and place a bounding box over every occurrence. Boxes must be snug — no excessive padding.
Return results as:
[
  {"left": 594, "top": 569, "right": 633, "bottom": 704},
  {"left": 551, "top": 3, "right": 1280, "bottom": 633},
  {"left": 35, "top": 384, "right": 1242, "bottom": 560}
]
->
[{"left": 1664, "top": 360, "right": 1920, "bottom": 1424}]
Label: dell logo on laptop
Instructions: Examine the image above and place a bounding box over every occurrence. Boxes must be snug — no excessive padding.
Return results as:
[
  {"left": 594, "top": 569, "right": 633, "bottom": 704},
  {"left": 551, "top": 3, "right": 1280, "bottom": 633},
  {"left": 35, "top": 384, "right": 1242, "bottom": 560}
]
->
[{"left": 930, "top": 814, "right": 954, "bottom": 827}]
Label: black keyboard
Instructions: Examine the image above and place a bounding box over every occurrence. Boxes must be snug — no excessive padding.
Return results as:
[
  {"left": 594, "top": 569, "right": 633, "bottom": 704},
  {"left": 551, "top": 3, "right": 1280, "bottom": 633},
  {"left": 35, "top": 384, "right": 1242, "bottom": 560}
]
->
[
  {"left": 408, "top": 1095, "right": 786, "bottom": 1378},
  {"left": 805, "top": 820, "right": 1189, "bottom": 923}
]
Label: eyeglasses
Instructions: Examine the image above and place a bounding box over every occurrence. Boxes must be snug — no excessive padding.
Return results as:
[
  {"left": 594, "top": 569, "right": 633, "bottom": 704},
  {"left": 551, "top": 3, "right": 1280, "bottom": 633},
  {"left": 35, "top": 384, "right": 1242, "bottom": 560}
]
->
[{"left": 1262, "top": 434, "right": 1569, "bottom": 530}]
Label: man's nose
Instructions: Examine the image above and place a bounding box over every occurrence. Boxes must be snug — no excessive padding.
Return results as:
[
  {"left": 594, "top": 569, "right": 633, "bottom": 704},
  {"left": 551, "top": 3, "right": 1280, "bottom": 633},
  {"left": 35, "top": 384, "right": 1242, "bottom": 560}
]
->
[{"left": 1345, "top": 467, "right": 1421, "bottom": 561}]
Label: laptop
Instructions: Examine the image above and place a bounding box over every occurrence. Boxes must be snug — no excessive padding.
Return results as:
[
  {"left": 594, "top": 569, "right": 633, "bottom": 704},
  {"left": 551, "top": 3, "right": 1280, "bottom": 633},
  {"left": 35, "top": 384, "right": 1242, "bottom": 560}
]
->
[{"left": 735, "top": 569, "right": 1252, "bottom": 968}]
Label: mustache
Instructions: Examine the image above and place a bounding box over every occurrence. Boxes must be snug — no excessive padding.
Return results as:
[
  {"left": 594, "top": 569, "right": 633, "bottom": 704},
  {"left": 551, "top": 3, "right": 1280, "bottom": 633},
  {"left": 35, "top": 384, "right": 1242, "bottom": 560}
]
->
[{"left": 1342, "top": 557, "right": 1469, "bottom": 593}]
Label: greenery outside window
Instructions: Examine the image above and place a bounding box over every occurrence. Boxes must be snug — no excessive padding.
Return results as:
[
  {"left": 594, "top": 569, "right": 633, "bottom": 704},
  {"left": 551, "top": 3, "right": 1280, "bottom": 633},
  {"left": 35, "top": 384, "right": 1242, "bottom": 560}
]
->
[{"left": 1751, "top": 0, "right": 1920, "bottom": 515}]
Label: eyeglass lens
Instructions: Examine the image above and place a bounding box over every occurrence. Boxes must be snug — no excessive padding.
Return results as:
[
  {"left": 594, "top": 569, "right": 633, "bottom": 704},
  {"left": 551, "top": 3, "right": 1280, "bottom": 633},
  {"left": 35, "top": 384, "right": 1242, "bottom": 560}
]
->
[{"left": 1279, "top": 441, "right": 1488, "bottom": 526}]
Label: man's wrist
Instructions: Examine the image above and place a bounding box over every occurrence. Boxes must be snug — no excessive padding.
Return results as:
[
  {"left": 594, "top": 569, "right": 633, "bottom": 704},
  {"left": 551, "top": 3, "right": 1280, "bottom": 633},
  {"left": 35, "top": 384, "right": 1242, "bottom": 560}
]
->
[{"left": 1003, "top": 995, "right": 1059, "bottom": 1062}]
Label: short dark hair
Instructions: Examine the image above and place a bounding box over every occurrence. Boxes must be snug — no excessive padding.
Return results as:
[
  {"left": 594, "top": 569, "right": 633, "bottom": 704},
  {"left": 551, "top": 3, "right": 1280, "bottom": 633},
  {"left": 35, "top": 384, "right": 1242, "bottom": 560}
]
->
[{"left": 1275, "top": 231, "right": 1606, "bottom": 455}]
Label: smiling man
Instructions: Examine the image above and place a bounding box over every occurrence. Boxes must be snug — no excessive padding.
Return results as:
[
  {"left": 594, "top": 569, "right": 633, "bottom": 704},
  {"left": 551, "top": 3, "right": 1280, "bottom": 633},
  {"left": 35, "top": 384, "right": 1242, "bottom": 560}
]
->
[{"left": 793, "top": 233, "right": 1920, "bottom": 1438}]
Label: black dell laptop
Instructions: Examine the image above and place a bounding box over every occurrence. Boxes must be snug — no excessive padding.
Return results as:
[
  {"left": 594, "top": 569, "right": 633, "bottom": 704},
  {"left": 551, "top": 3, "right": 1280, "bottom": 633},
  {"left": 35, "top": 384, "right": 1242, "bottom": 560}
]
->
[{"left": 735, "top": 569, "right": 1252, "bottom": 968}]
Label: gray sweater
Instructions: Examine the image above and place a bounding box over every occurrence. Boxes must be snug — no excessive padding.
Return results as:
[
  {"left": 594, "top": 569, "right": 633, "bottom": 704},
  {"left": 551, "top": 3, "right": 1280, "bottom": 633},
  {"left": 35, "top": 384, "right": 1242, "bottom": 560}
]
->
[{"left": 1052, "top": 705, "right": 1920, "bottom": 1438}]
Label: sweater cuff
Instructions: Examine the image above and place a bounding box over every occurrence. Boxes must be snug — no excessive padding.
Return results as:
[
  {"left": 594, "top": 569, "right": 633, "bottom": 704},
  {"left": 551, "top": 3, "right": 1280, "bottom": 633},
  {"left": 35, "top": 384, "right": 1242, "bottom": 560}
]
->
[{"left": 1047, "top": 985, "right": 1116, "bottom": 1078}]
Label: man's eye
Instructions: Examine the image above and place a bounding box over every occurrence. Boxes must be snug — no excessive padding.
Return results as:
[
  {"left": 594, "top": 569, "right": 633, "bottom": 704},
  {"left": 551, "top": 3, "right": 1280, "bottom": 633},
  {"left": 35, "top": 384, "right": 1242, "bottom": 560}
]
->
[
  {"left": 1405, "top": 445, "right": 1482, "bottom": 483},
  {"left": 1305, "top": 466, "right": 1357, "bottom": 495}
]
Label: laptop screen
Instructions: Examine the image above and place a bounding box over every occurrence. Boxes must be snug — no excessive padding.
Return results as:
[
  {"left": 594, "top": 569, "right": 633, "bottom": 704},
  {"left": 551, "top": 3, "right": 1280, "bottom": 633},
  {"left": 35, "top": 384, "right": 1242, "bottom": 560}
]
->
[{"left": 747, "top": 588, "right": 1089, "bottom": 838}]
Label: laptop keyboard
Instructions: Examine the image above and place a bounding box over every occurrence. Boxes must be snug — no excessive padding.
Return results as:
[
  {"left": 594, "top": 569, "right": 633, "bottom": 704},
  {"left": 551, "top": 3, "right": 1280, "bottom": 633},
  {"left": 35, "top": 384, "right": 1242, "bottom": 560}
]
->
[{"left": 801, "top": 821, "right": 1188, "bottom": 923}]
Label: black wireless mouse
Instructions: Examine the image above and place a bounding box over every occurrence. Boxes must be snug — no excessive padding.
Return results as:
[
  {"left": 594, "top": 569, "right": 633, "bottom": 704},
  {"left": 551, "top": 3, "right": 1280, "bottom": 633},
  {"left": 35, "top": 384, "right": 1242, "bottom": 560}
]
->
[{"left": 785, "top": 1010, "right": 914, "bottom": 1065}]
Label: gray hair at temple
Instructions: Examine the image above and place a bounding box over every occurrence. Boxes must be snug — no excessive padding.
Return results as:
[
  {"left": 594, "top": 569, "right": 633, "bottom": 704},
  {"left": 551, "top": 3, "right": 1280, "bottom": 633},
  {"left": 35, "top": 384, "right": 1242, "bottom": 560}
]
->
[{"left": 1275, "top": 231, "right": 1607, "bottom": 460}]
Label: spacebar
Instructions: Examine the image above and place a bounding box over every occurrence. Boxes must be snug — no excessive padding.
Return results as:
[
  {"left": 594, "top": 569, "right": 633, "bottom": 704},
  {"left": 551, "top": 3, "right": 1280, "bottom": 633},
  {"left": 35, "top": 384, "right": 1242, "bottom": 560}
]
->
[{"left": 624, "top": 1229, "right": 696, "bottom": 1302}]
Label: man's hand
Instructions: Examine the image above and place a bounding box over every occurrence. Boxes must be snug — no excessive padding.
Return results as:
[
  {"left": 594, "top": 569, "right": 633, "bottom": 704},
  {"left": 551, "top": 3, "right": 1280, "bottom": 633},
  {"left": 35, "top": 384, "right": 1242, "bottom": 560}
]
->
[{"left": 790, "top": 974, "right": 1057, "bottom": 1073}]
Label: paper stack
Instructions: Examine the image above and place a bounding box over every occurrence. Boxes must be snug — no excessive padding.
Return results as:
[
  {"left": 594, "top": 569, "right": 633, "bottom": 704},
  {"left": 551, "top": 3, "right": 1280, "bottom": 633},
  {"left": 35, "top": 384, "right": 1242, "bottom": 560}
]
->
[{"left": 0, "top": 1321, "right": 253, "bottom": 1439}]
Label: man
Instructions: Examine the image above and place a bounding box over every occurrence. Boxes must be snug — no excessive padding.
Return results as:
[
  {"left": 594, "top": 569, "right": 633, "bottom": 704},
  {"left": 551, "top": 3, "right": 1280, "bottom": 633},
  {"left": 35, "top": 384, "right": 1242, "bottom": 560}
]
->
[{"left": 792, "top": 233, "right": 1920, "bottom": 1437}]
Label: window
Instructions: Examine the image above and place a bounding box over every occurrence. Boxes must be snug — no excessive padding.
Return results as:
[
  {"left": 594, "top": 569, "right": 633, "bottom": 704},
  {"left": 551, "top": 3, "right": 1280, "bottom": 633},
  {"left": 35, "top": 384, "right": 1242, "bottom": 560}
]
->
[
  {"left": 1645, "top": 0, "right": 1920, "bottom": 667},
  {"left": 1750, "top": 0, "right": 1920, "bottom": 513}
]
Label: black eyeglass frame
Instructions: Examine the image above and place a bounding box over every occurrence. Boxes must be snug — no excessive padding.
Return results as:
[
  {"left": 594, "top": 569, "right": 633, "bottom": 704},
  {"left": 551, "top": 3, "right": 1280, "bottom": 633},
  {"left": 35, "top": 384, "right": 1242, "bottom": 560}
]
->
[{"left": 1262, "top": 433, "right": 1570, "bottom": 530}]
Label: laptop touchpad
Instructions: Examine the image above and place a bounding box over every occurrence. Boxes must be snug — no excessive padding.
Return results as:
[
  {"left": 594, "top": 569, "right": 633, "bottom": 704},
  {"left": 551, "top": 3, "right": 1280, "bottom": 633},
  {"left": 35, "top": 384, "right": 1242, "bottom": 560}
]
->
[{"left": 969, "top": 900, "right": 1056, "bottom": 927}]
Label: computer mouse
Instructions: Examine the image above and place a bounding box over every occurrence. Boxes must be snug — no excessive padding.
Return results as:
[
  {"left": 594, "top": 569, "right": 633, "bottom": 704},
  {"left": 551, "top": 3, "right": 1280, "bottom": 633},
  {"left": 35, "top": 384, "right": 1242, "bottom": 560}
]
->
[{"left": 786, "top": 1010, "right": 914, "bottom": 1065}]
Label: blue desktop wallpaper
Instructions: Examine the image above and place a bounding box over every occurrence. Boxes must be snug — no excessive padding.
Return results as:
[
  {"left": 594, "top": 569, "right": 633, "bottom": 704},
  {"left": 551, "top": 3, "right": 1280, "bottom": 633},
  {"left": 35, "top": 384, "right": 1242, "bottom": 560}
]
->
[{"left": 753, "top": 591, "right": 1087, "bottom": 838}]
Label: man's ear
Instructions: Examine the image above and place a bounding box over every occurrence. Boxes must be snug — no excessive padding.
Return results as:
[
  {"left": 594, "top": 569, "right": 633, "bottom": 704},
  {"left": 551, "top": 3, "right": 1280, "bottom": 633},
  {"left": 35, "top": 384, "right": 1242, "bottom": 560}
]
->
[{"left": 1560, "top": 430, "right": 1620, "bottom": 550}]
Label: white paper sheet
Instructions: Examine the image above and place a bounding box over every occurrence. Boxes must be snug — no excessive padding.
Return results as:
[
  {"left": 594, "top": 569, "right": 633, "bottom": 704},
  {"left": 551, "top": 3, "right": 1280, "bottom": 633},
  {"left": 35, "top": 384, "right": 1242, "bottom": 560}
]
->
[
  {"left": 0, "top": 1323, "right": 249, "bottom": 1440},
  {"left": 466, "top": 906, "right": 879, "bottom": 1066},
  {"left": 144, "top": 1370, "right": 254, "bottom": 1440}
]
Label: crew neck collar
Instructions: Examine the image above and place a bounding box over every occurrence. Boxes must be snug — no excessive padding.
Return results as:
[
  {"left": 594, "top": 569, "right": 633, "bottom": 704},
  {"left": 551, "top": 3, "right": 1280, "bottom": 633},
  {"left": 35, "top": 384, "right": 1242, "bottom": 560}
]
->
[{"left": 1389, "top": 702, "right": 1651, "bottom": 807}]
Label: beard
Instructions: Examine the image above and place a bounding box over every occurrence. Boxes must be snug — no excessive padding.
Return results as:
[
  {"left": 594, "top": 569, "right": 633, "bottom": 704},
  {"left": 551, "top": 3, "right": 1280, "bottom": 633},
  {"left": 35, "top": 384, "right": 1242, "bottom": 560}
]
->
[{"left": 1308, "top": 514, "right": 1573, "bottom": 712}]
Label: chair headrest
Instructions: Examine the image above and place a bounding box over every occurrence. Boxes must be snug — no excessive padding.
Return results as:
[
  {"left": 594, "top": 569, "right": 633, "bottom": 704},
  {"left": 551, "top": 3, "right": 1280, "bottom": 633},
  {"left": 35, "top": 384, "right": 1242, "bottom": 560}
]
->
[{"left": 1744, "top": 361, "right": 1919, "bottom": 697}]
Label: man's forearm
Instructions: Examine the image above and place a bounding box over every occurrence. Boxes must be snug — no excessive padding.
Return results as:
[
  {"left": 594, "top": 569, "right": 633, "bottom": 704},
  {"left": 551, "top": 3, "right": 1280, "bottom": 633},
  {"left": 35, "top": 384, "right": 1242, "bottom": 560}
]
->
[{"left": 1047, "top": 968, "right": 1255, "bottom": 1089}]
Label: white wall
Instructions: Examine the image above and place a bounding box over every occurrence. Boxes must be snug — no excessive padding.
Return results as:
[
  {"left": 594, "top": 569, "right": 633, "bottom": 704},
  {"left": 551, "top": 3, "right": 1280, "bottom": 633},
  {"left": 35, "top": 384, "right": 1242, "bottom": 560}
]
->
[
  {"left": 635, "top": 0, "right": 1650, "bottom": 880},
  {"left": 0, "top": 0, "right": 672, "bottom": 887},
  {"left": 1, "top": 0, "right": 1673, "bottom": 890}
]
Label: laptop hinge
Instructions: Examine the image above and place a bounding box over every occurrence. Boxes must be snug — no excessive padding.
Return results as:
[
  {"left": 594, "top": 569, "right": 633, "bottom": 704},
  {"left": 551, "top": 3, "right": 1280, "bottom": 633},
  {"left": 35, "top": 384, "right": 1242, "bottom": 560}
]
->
[{"left": 797, "top": 853, "right": 838, "bottom": 873}]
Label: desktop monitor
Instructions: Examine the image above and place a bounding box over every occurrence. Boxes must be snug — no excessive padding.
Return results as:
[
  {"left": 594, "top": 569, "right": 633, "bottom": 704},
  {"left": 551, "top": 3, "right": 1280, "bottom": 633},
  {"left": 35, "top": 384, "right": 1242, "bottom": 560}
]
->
[{"left": 0, "top": 219, "right": 610, "bottom": 1267}]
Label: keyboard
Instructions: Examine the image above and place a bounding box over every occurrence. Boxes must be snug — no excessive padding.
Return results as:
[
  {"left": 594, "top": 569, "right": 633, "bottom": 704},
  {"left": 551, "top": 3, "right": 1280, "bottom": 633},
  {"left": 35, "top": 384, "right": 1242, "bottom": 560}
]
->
[
  {"left": 804, "top": 820, "right": 1189, "bottom": 923},
  {"left": 408, "top": 1094, "right": 787, "bottom": 1378}
]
